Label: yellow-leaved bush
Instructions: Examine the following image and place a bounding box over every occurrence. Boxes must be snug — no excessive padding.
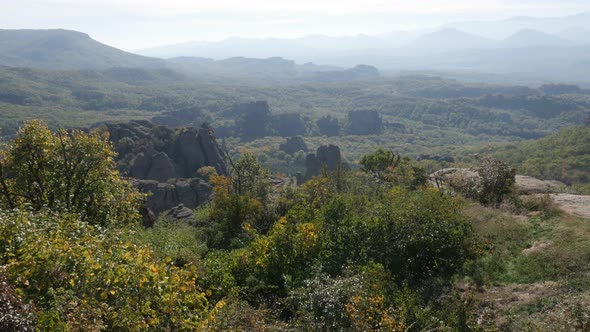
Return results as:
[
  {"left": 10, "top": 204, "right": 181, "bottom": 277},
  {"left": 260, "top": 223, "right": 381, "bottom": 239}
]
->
[
  {"left": 0, "top": 120, "right": 142, "bottom": 227},
  {"left": 0, "top": 209, "right": 210, "bottom": 330}
]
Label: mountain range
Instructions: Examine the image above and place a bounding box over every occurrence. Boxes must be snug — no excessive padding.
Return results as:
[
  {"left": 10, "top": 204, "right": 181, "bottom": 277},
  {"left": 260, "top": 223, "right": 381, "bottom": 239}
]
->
[{"left": 1, "top": 12, "right": 590, "bottom": 84}]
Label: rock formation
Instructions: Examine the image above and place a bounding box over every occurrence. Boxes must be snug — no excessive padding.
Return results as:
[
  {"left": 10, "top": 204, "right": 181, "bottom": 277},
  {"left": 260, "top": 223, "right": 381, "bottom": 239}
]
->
[
  {"left": 273, "top": 113, "right": 307, "bottom": 137},
  {"left": 234, "top": 101, "right": 272, "bottom": 140},
  {"left": 167, "top": 204, "right": 194, "bottom": 220},
  {"left": 279, "top": 136, "right": 308, "bottom": 155},
  {"left": 303, "top": 145, "right": 347, "bottom": 181},
  {"left": 346, "top": 110, "right": 383, "bottom": 135},
  {"left": 103, "top": 120, "right": 228, "bottom": 180},
  {"left": 316, "top": 116, "right": 340, "bottom": 136},
  {"left": 173, "top": 127, "right": 227, "bottom": 177},
  {"left": 131, "top": 178, "right": 213, "bottom": 215}
]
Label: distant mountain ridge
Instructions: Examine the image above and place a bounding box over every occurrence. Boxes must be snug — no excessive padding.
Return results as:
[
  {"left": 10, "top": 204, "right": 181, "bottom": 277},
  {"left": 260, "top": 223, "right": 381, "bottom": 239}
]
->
[
  {"left": 0, "top": 29, "right": 164, "bottom": 70},
  {"left": 501, "top": 29, "right": 573, "bottom": 48},
  {"left": 408, "top": 28, "right": 495, "bottom": 50}
]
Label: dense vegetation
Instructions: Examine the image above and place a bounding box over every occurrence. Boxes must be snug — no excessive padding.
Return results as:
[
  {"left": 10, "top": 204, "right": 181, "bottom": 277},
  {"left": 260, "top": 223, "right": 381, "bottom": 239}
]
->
[
  {"left": 0, "top": 121, "right": 478, "bottom": 330},
  {"left": 456, "top": 125, "right": 590, "bottom": 190},
  {"left": 2, "top": 119, "right": 590, "bottom": 330}
]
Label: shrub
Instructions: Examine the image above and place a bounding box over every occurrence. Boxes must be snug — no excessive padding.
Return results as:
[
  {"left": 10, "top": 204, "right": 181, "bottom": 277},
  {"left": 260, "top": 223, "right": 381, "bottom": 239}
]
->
[
  {"left": 0, "top": 209, "right": 209, "bottom": 330},
  {"left": 0, "top": 120, "right": 142, "bottom": 226}
]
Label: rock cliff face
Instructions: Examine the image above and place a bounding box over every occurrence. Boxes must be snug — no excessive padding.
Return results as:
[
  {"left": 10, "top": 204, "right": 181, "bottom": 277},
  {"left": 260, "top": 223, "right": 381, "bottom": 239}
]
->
[
  {"left": 303, "top": 145, "right": 347, "bottom": 181},
  {"left": 273, "top": 113, "right": 307, "bottom": 137},
  {"left": 131, "top": 178, "right": 212, "bottom": 215},
  {"left": 346, "top": 110, "right": 383, "bottom": 135},
  {"left": 173, "top": 127, "right": 227, "bottom": 177},
  {"left": 102, "top": 121, "right": 228, "bottom": 181},
  {"left": 101, "top": 120, "right": 227, "bottom": 216}
]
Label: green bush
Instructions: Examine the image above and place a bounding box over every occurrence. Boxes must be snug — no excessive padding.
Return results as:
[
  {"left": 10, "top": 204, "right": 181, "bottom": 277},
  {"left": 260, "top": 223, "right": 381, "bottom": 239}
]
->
[{"left": 0, "top": 209, "right": 210, "bottom": 330}]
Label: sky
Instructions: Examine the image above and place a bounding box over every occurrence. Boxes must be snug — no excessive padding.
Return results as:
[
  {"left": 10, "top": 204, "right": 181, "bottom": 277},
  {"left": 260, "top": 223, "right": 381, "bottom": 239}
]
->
[{"left": 1, "top": 0, "right": 589, "bottom": 50}]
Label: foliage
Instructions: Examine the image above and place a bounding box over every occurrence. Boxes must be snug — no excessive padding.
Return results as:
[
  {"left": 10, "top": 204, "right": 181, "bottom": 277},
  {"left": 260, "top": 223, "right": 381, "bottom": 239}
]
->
[
  {"left": 0, "top": 120, "right": 142, "bottom": 226},
  {"left": 0, "top": 270, "right": 35, "bottom": 331},
  {"left": 200, "top": 169, "right": 478, "bottom": 328},
  {"left": 462, "top": 125, "right": 590, "bottom": 186},
  {"left": 229, "top": 152, "right": 271, "bottom": 202},
  {"left": 207, "top": 154, "right": 273, "bottom": 248},
  {"left": 0, "top": 209, "right": 210, "bottom": 330},
  {"left": 360, "top": 149, "right": 428, "bottom": 189},
  {"left": 134, "top": 219, "right": 208, "bottom": 267},
  {"left": 472, "top": 155, "right": 516, "bottom": 207}
]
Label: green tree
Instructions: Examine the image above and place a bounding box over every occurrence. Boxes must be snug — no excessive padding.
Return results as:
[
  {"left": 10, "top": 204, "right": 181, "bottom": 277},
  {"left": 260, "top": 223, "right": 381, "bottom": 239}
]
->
[
  {"left": 0, "top": 120, "right": 142, "bottom": 226},
  {"left": 209, "top": 153, "right": 272, "bottom": 247},
  {"left": 473, "top": 155, "right": 516, "bottom": 207},
  {"left": 360, "top": 149, "right": 427, "bottom": 189}
]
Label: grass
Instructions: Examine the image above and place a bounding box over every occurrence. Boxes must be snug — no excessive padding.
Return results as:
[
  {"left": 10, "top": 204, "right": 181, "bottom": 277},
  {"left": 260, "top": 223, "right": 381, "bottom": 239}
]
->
[
  {"left": 134, "top": 219, "right": 208, "bottom": 268},
  {"left": 462, "top": 199, "right": 590, "bottom": 330}
]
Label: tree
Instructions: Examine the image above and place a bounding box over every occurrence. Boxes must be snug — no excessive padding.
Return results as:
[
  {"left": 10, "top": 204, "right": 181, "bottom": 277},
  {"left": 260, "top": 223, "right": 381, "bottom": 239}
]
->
[
  {"left": 0, "top": 120, "right": 142, "bottom": 226},
  {"left": 472, "top": 155, "right": 516, "bottom": 207},
  {"left": 360, "top": 149, "right": 427, "bottom": 189},
  {"left": 209, "top": 153, "right": 271, "bottom": 247}
]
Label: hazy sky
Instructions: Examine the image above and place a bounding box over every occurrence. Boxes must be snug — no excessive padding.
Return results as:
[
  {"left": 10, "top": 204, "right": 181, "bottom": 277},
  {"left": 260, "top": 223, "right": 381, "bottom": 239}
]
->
[{"left": 2, "top": 0, "right": 589, "bottom": 50}]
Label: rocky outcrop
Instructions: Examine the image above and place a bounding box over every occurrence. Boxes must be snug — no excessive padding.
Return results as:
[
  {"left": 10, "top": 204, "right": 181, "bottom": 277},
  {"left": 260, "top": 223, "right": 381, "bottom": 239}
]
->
[
  {"left": 173, "top": 127, "right": 227, "bottom": 177},
  {"left": 132, "top": 178, "right": 213, "bottom": 215},
  {"left": 515, "top": 175, "right": 566, "bottom": 194},
  {"left": 279, "top": 136, "right": 308, "bottom": 155},
  {"left": 303, "top": 145, "right": 347, "bottom": 181},
  {"left": 167, "top": 204, "right": 194, "bottom": 220},
  {"left": 316, "top": 115, "right": 340, "bottom": 136},
  {"left": 273, "top": 113, "right": 307, "bottom": 137},
  {"left": 431, "top": 170, "right": 567, "bottom": 195},
  {"left": 346, "top": 110, "right": 382, "bottom": 135},
  {"left": 131, "top": 151, "right": 176, "bottom": 182},
  {"left": 234, "top": 101, "right": 273, "bottom": 140},
  {"left": 103, "top": 121, "right": 228, "bottom": 181}
]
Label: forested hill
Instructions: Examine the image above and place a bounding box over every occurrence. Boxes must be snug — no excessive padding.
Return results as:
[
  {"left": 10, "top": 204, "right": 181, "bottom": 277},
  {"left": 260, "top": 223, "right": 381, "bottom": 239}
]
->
[
  {"left": 460, "top": 125, "right": 590, "bottom": 186},
  {"left": 0, "top": 29, "right": 164, "bottom": 70}
]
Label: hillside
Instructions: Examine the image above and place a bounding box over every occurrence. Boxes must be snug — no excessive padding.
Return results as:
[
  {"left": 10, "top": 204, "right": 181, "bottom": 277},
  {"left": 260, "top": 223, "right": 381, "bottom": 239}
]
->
[
  {"left": 461, "top": 126, "right": 590, "bottom": 186},
  {"left": 501, "top": 29, "right": 573, "bottom": 48},
  {"left": 408, "top": 28, "right": 495, "bottom": 50},
  {"left": 0, "top": 29, "right": 164, "bottom": 70}
]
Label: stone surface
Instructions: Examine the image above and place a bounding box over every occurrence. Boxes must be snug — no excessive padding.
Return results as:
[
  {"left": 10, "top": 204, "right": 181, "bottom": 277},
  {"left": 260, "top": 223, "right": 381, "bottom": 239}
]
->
[
  {"left": 515, "top": 175, "right": 566, "bottom": 194},
  {"left": 346, "top": 110, "right": 382, "bottom": 135},
  {"left": 132, "top": 178, "right": 213, "bottom": 215},
  {"left": 168, "top": 204, "right": 193, "bottom": 220},
  {"left": 273, "top": 113, "right": 307, "bottom": 137},
  {"left": 279, "top": 136, "right": 308, "bottom": 155},
  {"left": 173, "top": 127, "right": 228, "bottom": 177},
  {"left": 103, "top": 121, "right": 228, "bottom": 182},
  {"left": 146, "top": 152, "right": 176, "bottom": 182},
  {"left": 303, "top": 144, "right": 347, "bottom": 181},
  {"left": 549, "top": 194, "right": 590, "bottom": 218}
]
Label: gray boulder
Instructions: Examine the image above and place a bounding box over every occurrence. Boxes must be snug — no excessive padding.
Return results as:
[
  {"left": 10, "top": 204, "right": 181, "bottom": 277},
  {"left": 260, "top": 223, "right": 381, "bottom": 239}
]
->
[{"left": 168, "top": 204, "right": 193, "bottom": 220}]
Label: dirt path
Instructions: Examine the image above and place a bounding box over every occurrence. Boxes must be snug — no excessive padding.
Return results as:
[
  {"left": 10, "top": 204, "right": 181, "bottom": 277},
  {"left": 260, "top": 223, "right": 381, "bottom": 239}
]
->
[{"left": 550, "top": 194, "right": 590, "bottom": 219}]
